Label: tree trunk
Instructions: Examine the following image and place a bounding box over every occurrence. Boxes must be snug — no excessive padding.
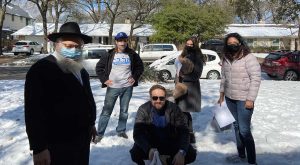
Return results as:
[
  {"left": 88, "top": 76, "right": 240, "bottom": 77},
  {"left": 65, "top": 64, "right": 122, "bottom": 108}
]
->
[
  {"left": 42, "top": 16, "right": 48, "bottom": 53},
  {"left": 108, "top": 16, "right": 115, "bottom": 45},
  {"left": 0, "top": 7, "right": 6, "bottom": 55}
]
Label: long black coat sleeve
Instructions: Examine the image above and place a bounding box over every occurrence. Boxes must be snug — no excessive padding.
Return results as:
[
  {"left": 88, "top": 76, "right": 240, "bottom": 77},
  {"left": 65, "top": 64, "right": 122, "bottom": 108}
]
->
[{"left": 25, "top": 64, "right": 48, "bottom": 152}]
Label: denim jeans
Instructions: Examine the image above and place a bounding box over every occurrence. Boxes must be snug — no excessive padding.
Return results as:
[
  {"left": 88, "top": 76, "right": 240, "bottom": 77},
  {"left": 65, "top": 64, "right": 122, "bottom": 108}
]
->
[
  {"left": 97, "top": 86, "right": 133, "bottom": 136},
  {"left": 225, "top": 96, "right": 256, "bottom": 164}
]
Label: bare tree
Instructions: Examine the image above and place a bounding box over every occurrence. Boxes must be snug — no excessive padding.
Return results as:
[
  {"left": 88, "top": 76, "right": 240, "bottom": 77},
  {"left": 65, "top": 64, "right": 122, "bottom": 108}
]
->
[
  {"left": 123, "top": 0, "right": 159, "bottom": 49},
  {"left": 0, "top": 0, "right": 12, "bottom": 55},
  {"left": 73, "top": 0, "right": 103, "bottom": 23},
  {"left": 48, "top": 0, "right": 71, "bottom": 33},
  {"left": 28, "top": 0, "right": 49, "bottom": 53},
  {"left": 103, "top": 0, "right": 126, "bottom": 44}
]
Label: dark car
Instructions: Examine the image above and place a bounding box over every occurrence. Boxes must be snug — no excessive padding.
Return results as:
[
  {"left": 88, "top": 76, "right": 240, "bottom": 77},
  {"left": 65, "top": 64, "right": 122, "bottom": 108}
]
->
[
  {"left": 200, "top": 39, "right": 224, "bottom": 55},
  {"left": 261, "top": 51, "right": 300, "bottom": 81}
]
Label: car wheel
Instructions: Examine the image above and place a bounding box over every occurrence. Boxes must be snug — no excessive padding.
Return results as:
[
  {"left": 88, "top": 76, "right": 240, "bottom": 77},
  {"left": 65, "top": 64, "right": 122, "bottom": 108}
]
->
[
  {"left": 159, "top": 70, "right": 171, "bottom": 82},
  {"left": 284, "top": 70, "right": 298, "bottom": 81},
  {"left": 30, "top": 49, "right": 34, "bottom": 55},
  {"left": 206, "top": 70, "right": 220, "bottom": 80},
  {"left": 40, "top": 47, "right": 44, "bottom": 54}
]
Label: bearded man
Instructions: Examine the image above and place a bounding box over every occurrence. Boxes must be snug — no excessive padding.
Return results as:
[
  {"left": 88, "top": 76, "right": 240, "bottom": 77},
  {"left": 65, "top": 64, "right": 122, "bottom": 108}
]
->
[{"left": 24, "top": 22, "right": 97, "bottom": 165}]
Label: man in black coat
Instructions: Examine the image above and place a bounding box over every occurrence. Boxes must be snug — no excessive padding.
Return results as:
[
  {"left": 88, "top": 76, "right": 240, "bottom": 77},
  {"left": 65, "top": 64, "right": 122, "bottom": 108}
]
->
[
  {"left": 130, "top": 85, "right": 197, "bottom": 165},
  {"left": 24, "top": 22, "right": 97, "bottom": 165}
]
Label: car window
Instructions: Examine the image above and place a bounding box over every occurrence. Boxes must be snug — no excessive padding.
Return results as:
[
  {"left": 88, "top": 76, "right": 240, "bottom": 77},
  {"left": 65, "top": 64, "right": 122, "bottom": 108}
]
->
[
  {"left": 153, "top": 45, "right": 163, "bottom": 51},
  {"left": 265, "top": 53, "right": 284, "bottom": 60},
  {"left": 15, "top": 42, "right": 28, "bottom": 45},
  {"left": 86, "top": 49, "right": 108, "bottom": 59},
  {"left": 206, "top": 54, "right": 216, "bottom": 62},
  {"left": 29, "top": 42, "right": 35, "bottom": 45},
  {"left": 163, "top": 45, "right": 174, "bottom": 51},
  {"left": 289, "top": 52, "right": 300, "bottom": 63},
  {"left": 167, "top": 58, "right": 176, "bottom": 65},
  {"left": 143, "top": 45, "right": 152, "bottom": 52}
]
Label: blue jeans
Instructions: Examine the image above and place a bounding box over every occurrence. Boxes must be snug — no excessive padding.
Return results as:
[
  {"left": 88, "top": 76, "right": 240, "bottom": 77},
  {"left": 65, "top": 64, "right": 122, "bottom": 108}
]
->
[
  {"left": 97, "top": 86, "right": 133, "bottom": 136},
  {"left": 225, "top": 97, "right": 256, "bottom": 164}
]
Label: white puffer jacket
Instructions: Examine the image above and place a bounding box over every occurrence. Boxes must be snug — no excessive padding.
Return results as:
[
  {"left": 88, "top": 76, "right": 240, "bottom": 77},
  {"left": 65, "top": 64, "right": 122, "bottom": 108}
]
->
[{"left": 220, "top": 53, "right": 261, "bottom": 101}]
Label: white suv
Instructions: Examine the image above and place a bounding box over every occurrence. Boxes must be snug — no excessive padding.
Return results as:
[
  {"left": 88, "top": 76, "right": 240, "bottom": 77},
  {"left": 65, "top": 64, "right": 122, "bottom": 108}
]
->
[
  {"left": 149, "top": 49, "right": 221, "bottom": 81},
  {"left": 139, "top": 43, "right": 178, "bottom": 63},
  {"left": 12, "top": 40, "right": 43, "bottom": 55},
  {"left": 81, "top": 44, "right": 114, "bottom": 76}
]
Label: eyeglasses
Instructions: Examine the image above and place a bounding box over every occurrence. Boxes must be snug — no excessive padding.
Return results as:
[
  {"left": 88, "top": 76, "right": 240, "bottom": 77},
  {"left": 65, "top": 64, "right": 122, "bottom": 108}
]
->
[
  {"left": 59, "top": 42, "right": 83, "bottom": 49},
  {"left": 116, "top": 39, "right": 128, "bottom": 42},
  {"left": 152, "top": 96, "right": 166, "bottom": 101}
]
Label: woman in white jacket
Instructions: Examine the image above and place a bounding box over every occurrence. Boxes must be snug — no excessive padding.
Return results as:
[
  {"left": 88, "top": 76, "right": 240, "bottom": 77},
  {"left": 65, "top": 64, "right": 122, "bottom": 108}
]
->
[{"left": 217, "top": 33, "right": 261, "bottom": 165}]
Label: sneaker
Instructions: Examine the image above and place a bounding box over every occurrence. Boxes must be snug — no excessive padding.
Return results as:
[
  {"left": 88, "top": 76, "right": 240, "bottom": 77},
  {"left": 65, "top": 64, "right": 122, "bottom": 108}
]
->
[
  {"left": 117, "top": 132, "right": 128, "bottom": 139},
  {"left": 93, "top": 135, "right": 103, "bottom": 144},
  {"left": 226, "top": 155, "right": 247, "bottom": 163}
]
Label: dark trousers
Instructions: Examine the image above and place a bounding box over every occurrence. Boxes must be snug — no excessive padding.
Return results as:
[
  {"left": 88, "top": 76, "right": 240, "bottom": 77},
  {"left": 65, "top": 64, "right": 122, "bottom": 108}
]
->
[
  {"left": 130, "top": 143, "right": 196, "bottom": 165},
  {"left": 48, "top": 133, "right": 91, "bottom": 165}
]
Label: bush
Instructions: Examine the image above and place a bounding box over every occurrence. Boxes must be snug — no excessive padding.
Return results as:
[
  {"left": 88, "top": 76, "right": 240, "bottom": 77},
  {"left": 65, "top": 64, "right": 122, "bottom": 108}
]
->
[
  {"left": 251, "top": 46, "right": 280, "bottom": 53},
  {"left": 139, "top": 63, "right": 160, "bottom": 82}
]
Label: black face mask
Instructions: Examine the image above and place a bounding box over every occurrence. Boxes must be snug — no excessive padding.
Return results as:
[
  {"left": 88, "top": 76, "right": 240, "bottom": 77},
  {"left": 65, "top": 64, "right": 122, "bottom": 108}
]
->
[
  {"left": 186, "top": 46, "right": 195, "bottom": 51},
  {"left": 227, "top": 44, "right": 241, "bottom": 53}
]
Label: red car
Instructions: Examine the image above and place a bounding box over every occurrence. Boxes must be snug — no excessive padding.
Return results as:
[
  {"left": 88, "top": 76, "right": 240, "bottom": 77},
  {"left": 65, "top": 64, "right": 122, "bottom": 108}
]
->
[{"left": 261, "top": 51, "right": 300, "bottom": 81}]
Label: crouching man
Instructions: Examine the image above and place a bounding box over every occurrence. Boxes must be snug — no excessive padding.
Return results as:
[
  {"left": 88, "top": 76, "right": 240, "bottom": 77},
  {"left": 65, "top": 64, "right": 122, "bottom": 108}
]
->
[{"left": 130, "top": 85, "right": 197, "bottom": 165}]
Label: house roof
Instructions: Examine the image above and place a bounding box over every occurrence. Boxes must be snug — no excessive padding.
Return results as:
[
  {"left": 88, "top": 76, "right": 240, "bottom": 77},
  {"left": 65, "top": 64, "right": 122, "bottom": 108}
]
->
[
  {"left": 11, "top": 23, "right": 155, "bottom": 37},
  {"left": 6, "top": 3, "right": 32, "bottom": 18},
  {"left": 226, "top": 24, "right": 298, "bottom": 38},
  {"left": 12, "top": 23, "right": 299, "bottom": 39}
]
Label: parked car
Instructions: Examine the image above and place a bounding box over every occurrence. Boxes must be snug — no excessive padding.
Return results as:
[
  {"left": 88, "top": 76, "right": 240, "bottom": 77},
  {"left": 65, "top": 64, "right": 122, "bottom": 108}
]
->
[
  {"left": 11, "top": 40, "right": 43, "bottom": 55},
  {"left": 149, "top": 49, "right": 221, "bottom": 81},
  {"left": 261, "top": 51, "right": 300, "bottom": 81},
  {"left": 81, "top": 44, "right": 114, "bottom": 76},
  {"left": 200, "top": 39, "right": 224, "bottom": 55},
  {"left": 139, "top": 43, "right": 178, "bottom": 63}
]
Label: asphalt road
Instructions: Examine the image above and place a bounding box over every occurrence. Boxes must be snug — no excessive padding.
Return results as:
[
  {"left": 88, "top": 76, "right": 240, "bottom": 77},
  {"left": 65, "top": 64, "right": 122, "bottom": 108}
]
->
[{"left": 0, "top": 66, "right": 30, "bottom": 80}]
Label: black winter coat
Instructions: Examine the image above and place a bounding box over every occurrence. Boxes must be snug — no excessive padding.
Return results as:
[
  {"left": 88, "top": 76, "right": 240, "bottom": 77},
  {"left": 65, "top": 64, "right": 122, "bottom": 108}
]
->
[
  {"left": 24, "top": 55, "right": 96, "bottom": 153},
  {"left": 133, "top": 101, "right": 190, "bottom": 154},
  {"left": 95, "top": 47, "right": 144, "bottom": 88}
]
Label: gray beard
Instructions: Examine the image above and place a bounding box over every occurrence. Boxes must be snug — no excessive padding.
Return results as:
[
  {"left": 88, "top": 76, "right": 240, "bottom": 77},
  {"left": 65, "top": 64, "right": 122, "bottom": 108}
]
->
[{"left": 54, "top": 53, "right": 83, "bottom": 74}]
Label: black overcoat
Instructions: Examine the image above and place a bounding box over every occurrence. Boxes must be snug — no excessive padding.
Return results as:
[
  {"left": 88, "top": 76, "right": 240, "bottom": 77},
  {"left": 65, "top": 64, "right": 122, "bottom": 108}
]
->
[{"left": 24, "top": 55, "right": 96, "bottom": 156}]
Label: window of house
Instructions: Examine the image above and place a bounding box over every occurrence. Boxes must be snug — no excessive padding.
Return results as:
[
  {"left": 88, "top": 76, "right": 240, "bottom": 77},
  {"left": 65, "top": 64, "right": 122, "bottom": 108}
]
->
[
  {"left": 26, "top": 18, "right": 29, "bottom": 25},
  {"left": 272, "top": 39, "right": 280, "bottom": 46},
  {"left": 20, "top": 16, "right": 23, "bottom": 21},
  {"left": 246, "top": 39, "right": 254, "bottom": 47},
  {"left": 12, "top": 15, "right": 14, "bottom": 21}
]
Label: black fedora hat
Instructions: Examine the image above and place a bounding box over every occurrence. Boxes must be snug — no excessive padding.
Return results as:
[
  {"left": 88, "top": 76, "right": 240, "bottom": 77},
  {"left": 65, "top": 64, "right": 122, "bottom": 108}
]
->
[{"left": 48, "top": 22, "right": 92, "bottom": 44}]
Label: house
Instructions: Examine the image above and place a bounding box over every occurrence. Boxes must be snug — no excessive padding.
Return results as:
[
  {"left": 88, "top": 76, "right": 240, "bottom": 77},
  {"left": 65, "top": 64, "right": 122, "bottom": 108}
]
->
[
  {"left": 12, "top": 23, "right": 299, "bottom": 52},
  {"left": 12, "top": 23, "right": 154, "bottom": 52},
  {"left": 2, "top": 3, "right": 34, "bottom": 50},
  {"left": 225, "top": 24, "right": 299, "bottom": 51}
]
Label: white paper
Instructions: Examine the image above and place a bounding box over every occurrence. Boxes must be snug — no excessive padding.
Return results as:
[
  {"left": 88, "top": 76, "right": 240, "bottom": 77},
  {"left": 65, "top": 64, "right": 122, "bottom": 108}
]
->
[
  {"left": 214, "top": 104, "right": 235, "bottom": 128},
  {"left": 144, "top": 151, "right": 162, "bottom": 165}
]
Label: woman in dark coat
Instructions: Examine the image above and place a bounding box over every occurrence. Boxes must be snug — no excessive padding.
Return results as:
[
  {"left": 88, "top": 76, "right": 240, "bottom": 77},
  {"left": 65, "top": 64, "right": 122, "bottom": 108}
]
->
[{"left": 173, "top": 37, "right": 205, "bottom": 144}]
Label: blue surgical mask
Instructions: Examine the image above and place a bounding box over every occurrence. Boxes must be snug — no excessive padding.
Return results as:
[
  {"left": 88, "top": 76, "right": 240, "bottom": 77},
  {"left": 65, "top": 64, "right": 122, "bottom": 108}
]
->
[{"left": 60, "top": 47, "right": 82, "bottom": 59}]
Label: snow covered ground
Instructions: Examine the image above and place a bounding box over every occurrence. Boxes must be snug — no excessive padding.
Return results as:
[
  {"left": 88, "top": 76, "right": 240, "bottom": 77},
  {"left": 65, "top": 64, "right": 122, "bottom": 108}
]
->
[{"left": 0, "top": 77, "right": 300, "bottom": 165}]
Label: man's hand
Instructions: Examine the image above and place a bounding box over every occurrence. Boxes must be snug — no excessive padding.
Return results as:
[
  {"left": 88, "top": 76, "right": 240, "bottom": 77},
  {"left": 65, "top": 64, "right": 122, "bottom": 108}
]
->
[
  {"left": 245, "top": 100, "right": 254, "bottom": 109},
  {"left": 104, "top": 80, "right": 113, "bottom": 86},
  {"left": 172, "top": 151, "right": 185, "bottom": 165},
  {"left": 127, "top": 77, "right": 135, "bottom": 85},
  {"left": 148, "top": 148, "right": 157, "bottom": 161},
  {"left": 33, "top": 149, "right": 51, "bottom": 165},
  {"left": 91, "top": 126, "right": 97, "bottom": 143}
]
